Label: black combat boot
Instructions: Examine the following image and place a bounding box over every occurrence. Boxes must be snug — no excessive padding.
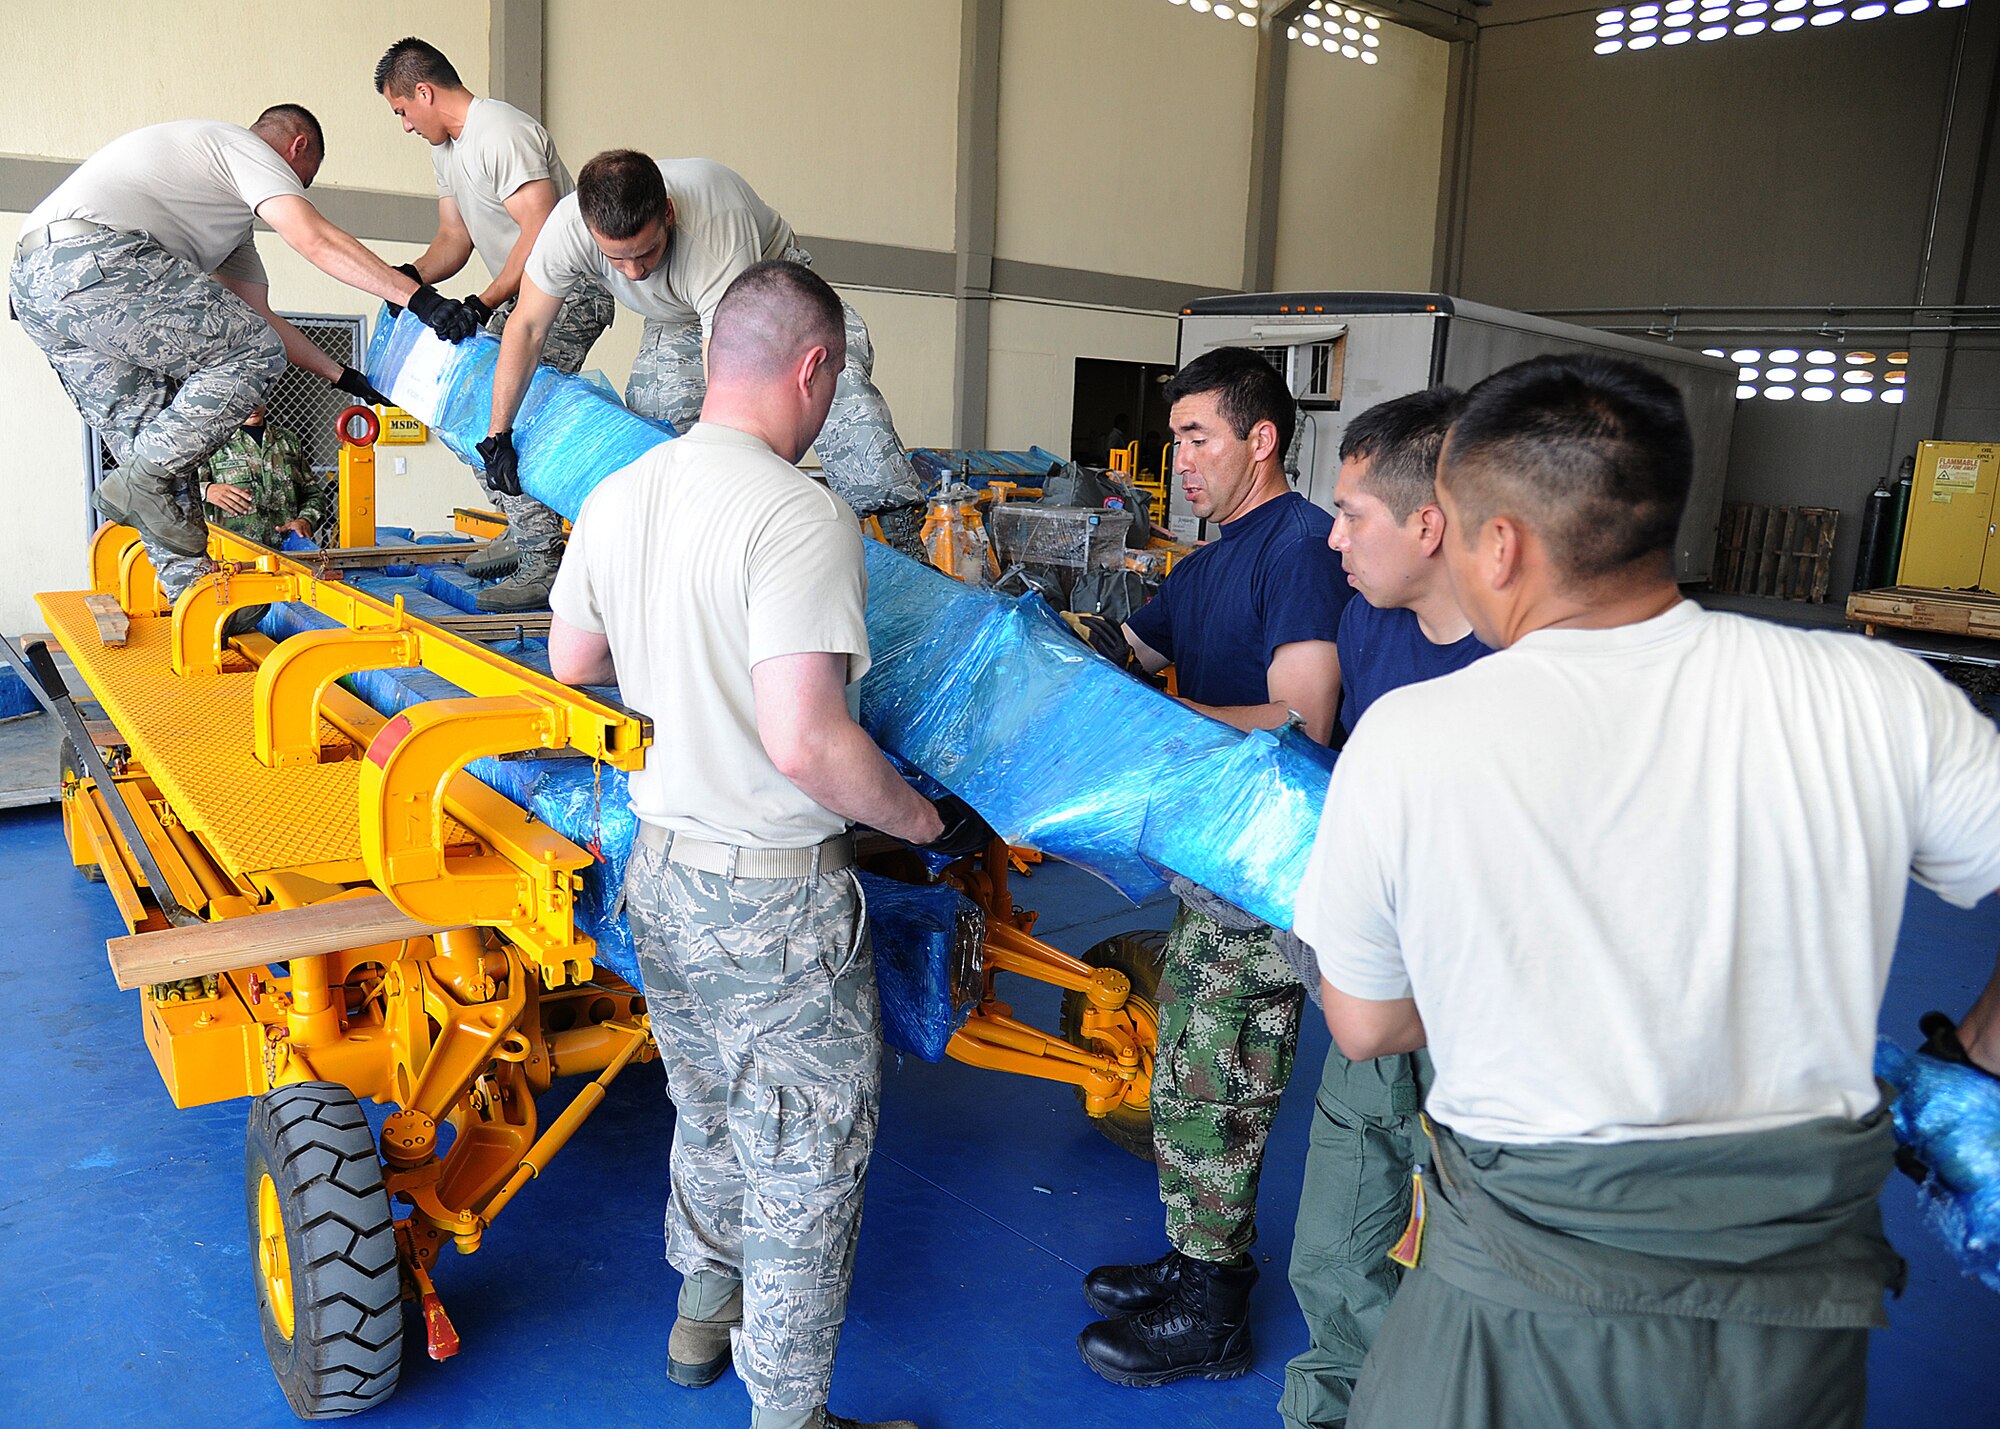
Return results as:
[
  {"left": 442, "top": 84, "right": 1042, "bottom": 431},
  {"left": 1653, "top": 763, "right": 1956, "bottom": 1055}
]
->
[
  {"left": 1076, "top": 1253, "right": 1258, "bottom": 1387},
  {"left": 1081, "top": 1248, "right": 1186, "bottom": 1317}
]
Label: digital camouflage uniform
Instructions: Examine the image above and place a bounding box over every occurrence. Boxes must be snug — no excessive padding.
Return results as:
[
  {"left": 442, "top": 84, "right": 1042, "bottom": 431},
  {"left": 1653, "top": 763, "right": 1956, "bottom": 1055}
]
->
[
  {"left": 10, "top": 227, "right": 285, "bottom": 599},
  {"left": 1152, "top": 900, "right": 1306, "bottom": 1263},
  {"left": 1280, "top": 1046, "right": 1433, "bottom": 1429},
  {"left": 480, "top": 276, "right": 617, "bottom": 562},
  {"left": 624, "top": 836, "right": 881, "bottom": 1427},
  {"left": 622, "top": 246, "right": 928, "bottom": 553},
  {"left": 199, "top": 421, "right": 327, "bottom": 546}
]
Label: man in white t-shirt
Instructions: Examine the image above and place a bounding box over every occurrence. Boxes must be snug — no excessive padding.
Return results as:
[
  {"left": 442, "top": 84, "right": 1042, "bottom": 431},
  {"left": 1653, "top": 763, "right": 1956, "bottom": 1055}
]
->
[
  {"left": 1297, "top": 352, "right": 2000, "bottom": 1429},
  {"left": 9, "top": 107, "right": 480, "bottom": 598},
  {"left": 373, "top": 37, "right": 617, "bottom": 609},
  {"left": 484, "top": 149, "right": 928, "bottom": 552},
  {"left": 548, "top": 260, "right": 986, "bottom": 1429}
]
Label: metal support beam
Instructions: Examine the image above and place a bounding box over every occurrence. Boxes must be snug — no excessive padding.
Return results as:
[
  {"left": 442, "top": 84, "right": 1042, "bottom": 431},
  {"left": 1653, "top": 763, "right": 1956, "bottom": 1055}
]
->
[
  {"left": 489, "top": 0, "right": 546, "bottom": 117},
  {"left": 953, "top": 0, "right": 1004, "bottom": 448},
  {"left": 1888, "top": 1, "right": 2000, "bottom": 470},
  {"left": 1430, "top": 34, "right": 1477, "bottom": 294},
  {"left": 1244, "top": 3, "right": 1308, "bottom": 294}
]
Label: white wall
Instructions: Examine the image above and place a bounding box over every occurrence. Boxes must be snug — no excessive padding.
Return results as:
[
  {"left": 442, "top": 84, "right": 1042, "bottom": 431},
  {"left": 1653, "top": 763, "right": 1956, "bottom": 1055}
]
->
[
  {"left": 1273, "top": 24, "right": 1449, "bottom": 291},
  {"left": 995, "top": 0, "right": 1257, "bottom": 288},
  {"left": 545, "top": 0, "right": 960, "bottom": 253},
  {"left": 4, "top": 3, "right": 489, "bottom": 195},
  {"left": 984, "top": 299, "right": 1180, "bottom": 453}
]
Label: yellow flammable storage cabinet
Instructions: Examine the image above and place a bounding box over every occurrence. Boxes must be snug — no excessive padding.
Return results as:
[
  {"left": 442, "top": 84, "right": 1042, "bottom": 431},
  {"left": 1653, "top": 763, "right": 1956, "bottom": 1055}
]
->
[{"left": 1897, "top": 441, "right": 2000, "bottom": 592}]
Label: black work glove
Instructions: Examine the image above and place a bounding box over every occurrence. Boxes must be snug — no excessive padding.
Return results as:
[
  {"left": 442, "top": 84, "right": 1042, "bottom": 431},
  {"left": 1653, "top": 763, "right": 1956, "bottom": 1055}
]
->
[
  {"left": 385, "top": 262, "right": 422, "bottom": 316},
  {"left": 332, "top": 365, "right": 391, "bottom": 408},
  {"left": 461, "top": 294, "right": 495, "bottom": 327},
  {"left": 409, "top": 283, "right": 481, "bottom": 343},
  {"left": 922, "top": 793, "right": 996, "bottom": 861},
  {"left": 476, "top": 430, "right": 521, "bottom": 497},
  {"left": 1061, "top": 610, "right": 1133, "bottom": 668}
]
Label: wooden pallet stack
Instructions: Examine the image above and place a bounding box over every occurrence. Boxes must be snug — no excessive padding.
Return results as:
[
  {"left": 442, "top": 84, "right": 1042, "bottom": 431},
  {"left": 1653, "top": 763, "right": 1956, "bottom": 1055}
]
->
[{"left": 1711, "top": 503, "right": 1840, "bottom": 602}]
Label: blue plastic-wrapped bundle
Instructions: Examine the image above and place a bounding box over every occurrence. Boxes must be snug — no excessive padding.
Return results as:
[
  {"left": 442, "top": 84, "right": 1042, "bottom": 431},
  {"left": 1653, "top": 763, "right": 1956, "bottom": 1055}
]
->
[
  {"left": 0, "top": 663, "right": 38, "bottom": 720},
  {"left": 254, "top": 602, "right": 984, "bottom": 1059},
  {"left": 1140, "top": 726, "right": 1335, "bottom": 930},
  {"left": 860, "top": 543, "right": 1241, "bottom": 901},
  {"left": 1877, "top": 1037, "right": 2000, "bottom": 1294},
  {"left": 364, "top": 308, "right": 675, "bottom": 521},
  {"left": 257, "top": 603, "right": 643, "bottom": 977},
  {"left": 858, "top": 543, "right": 1334, "bottom": 925},
  {"left": 861, "top": 876, "right": 984, "bottom": 1062}
]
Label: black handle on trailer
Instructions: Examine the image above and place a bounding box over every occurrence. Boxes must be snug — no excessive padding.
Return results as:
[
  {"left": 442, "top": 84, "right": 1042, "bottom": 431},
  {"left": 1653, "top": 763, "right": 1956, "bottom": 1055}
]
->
[{"left": 0, "top": 632, "right": 198, "bottom": 928}]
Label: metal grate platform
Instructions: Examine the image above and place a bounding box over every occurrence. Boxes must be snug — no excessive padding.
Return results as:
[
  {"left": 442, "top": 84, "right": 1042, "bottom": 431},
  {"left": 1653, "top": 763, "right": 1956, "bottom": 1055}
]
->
[{"left": 39, "top": 592, "right": 369, "bottom": 875}]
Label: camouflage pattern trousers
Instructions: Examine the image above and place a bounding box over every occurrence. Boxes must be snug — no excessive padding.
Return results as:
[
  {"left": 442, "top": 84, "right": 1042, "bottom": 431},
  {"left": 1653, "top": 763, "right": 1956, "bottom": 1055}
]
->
[
  {"left": 1152, "top": 900, "right": 1306, "bottom": 1263},
  {"left": 482, "top": 277, "right": 616, "bottom": 560},
  {"left": 10, "top": 225, "right": 285, "bottom": 599},
  {"left": 623, "top": 247, "right": 927, "bottom": 525},
  {"left": 624, "top": 835, "right": 882, "bottom": 1420}
]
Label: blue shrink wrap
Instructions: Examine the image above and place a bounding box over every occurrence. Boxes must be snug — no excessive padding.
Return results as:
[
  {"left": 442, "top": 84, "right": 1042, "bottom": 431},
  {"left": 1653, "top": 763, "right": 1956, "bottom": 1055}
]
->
[
  {"left": 857, "top": 543, "right": 1333, "bottom": 926},
  {"left": 1877, "top": 1037, "right": 2000, "bottom": 1294},
  {"left": 253, "top": 602, "right": 982, "bottom": 1059},
  {"left": 1139, "top": 726, "right": 1335, "bottom": 930},
  {"left": 862, "top": 876, "right": 985, "bottom": 1063},
  {"left": 0, "top": 664, "right": 38, "bottom": 720},
  {"left": 364, "top": 307, "right": 675, "bottom": 522}
]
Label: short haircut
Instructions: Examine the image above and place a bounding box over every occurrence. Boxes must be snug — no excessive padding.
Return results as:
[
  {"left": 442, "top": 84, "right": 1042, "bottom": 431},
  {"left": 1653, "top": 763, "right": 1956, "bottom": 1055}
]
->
[
  {"left": 374, "top": 37, "right": 463, "bottom": 96},
  {"left": 1339, "top": 386, "right": 1465, "bottom": 522},
  {"left": 252, "top": 104, "right": 325, "bottom": 158},
  {"left": 707, "top": 260, "right": 846, "bottom": 383},
  {"left": 1164, "top": 346, "right": 1295, "bottom": 456},
  {"left": 576, "top": 150, "right": 667, "bottom": 241},
  {"left": 1442, "top": 354, "right": 1692, "bottom": 582}
]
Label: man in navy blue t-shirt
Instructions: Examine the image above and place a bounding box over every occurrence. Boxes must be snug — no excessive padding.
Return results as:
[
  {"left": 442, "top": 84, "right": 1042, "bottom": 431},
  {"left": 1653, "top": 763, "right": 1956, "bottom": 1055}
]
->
[
  {"left": 1280, "top": 387, "right": 1490, "bottom": 1429},
  {"left": 1076, "top": 347, "right": 1346, "bottom": 1388}
]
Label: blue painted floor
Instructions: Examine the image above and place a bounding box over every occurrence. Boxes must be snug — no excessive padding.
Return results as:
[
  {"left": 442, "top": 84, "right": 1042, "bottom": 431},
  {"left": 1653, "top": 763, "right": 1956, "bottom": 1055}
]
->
[{"left": 1, "top": 803, "right": 1995, "bottom": 1427}]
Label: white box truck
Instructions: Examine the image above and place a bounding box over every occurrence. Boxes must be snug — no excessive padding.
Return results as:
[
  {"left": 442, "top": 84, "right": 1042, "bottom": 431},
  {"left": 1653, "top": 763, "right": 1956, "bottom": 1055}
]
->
[{"left": 1173, "top": 293, "right": 1738, "bottom": 583}]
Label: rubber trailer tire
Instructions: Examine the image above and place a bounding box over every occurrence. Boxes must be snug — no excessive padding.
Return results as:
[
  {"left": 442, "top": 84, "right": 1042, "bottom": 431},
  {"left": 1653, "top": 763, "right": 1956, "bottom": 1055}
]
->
[
  {"left": 1058, "top": 930, "right": 1167, "bottom": 1162},
  {"left": 245, "top": 1082, "right": 403, "bottom": 1418}
]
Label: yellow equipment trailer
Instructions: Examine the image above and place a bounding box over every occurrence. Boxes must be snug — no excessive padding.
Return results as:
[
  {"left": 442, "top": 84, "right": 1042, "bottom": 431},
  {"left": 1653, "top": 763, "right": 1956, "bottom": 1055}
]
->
[{"left": 20, "top": 420, "right": 1162, "bottom": 1418}]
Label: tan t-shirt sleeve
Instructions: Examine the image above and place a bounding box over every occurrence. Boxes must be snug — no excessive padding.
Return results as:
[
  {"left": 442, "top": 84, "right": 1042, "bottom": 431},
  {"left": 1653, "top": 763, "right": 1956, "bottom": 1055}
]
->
[
  {"left": 685, "top": 209, "right": 775, "bottom": 341},
  {"left": 744, "top": 504, "right": 871, "bottom": 681},
  {"left": 523, "top": 196, "right": 591, "bottom": 300},
  {"left": 219, "top": 130, "right": 307, "bottom": 214},
  {"left": 548, "top": 491, "right": 607, "bottom": 635},
  {"left": 470, "top": 114, "right": 556, "bottom": 203}
]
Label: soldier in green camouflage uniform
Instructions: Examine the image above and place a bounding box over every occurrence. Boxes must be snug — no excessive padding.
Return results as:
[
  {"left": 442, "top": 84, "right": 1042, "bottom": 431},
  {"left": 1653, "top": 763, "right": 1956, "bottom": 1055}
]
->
[
  {"left": 1075, "top": 346, "right": 1344, "bottom": 1389},
  {"left": 1153, "top": 902, "right": 1306, "bottom": 1259},
  {"left": 198, "top": 410, "right": 329, "bottom": 545}
]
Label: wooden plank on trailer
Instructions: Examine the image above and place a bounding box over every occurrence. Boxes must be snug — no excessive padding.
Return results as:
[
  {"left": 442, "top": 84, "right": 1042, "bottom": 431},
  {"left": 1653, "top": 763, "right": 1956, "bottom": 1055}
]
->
[
  {"left": 107, "top": 893, "right": 461, "bottom": 990},
  {"left": 82, "top": 594, "right": 129, "bottom": 647}
]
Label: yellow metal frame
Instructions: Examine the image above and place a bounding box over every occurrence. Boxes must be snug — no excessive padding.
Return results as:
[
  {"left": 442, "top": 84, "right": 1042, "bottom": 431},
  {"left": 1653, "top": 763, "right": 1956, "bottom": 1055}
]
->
[
  {"left": 50, "top": 516, "right": 667, "bottom": 1369},
  {"left": 935, "top": 842, "right": 1155, "bottom": 1120},
  {"left": 53, "top": 495, "right": 1168, "bottom": 1385}
]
